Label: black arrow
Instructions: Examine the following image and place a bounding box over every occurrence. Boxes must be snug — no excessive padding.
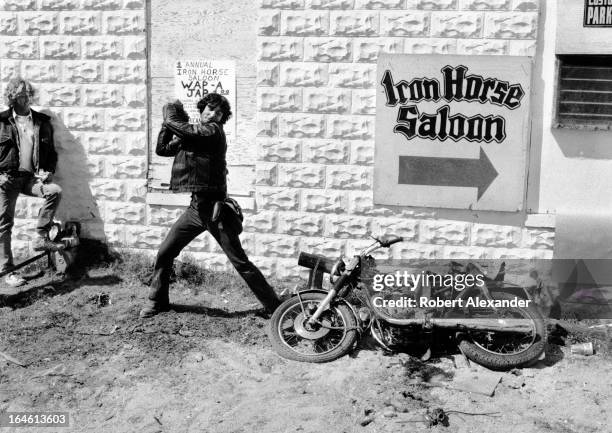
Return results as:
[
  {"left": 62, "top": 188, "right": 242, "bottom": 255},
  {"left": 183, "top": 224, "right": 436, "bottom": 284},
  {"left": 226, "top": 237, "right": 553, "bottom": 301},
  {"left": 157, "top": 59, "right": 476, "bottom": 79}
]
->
[{"left": 398, "top": 147, "right": 498, "bottom": 200}]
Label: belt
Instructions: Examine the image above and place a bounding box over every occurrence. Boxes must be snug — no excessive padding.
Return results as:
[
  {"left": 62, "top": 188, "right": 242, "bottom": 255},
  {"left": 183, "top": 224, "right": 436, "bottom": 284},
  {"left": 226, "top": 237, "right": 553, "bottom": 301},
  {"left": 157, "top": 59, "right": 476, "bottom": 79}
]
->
[{"left": 0, "top": 170, "right": 33, "bottom": 178}]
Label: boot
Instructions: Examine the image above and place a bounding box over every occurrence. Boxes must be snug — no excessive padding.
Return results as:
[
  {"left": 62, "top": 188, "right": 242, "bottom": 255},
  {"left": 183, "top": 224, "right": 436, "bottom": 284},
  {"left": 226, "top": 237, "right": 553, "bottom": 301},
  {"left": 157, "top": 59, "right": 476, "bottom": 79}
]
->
[
  {"left": 139, "top": 300, "right": 170, "bottom": 318},
  {"left": 139, "top": 278, "right": 170, "bottom": 318}
]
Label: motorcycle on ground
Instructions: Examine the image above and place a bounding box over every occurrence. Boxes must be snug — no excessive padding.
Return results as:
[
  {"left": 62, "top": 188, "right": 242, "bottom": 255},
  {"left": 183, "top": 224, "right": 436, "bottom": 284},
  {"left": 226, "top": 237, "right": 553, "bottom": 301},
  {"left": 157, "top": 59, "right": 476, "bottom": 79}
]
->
[{"left": 268, "top": 235, "right": 547, "bottom": 370}]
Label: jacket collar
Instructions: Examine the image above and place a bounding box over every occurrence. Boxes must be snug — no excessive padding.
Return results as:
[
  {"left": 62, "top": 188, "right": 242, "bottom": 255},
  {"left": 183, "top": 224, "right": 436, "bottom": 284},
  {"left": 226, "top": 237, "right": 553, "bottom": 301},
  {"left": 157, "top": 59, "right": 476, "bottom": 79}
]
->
[
  {"left": 12, "top": 109, "right": 32, "bottom": 121},
  {"left": 0, "top": 108, "right": 50, "bottom": 123}
]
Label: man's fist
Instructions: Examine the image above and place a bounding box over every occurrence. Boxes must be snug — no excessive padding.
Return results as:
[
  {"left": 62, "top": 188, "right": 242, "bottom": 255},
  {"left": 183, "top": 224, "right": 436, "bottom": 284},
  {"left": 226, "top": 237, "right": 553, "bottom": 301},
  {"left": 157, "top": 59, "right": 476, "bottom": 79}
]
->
[{"left": 163, "top": 100, "right": 189, "bottom": 122}]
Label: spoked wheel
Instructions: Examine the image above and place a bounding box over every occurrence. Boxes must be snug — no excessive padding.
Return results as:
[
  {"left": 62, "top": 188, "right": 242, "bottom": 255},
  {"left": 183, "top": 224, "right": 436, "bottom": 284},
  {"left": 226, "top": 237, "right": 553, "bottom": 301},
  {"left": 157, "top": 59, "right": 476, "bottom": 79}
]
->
[
  {"left": 458, "top": 292, "right": 547, "bottom": 370},
  {"left": 268, "top": 292, "right": 358, "bottom": 363}
]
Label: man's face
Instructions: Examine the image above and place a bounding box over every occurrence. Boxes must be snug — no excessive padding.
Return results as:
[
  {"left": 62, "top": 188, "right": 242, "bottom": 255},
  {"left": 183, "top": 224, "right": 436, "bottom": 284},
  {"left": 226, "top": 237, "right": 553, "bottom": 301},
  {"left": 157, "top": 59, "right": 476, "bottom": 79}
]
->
[
  {"left": 13, "top": 91, "right": 31, "bottom": 113},
  {"left": 200, "top": 105, "right": 223, "bottom": 124}
]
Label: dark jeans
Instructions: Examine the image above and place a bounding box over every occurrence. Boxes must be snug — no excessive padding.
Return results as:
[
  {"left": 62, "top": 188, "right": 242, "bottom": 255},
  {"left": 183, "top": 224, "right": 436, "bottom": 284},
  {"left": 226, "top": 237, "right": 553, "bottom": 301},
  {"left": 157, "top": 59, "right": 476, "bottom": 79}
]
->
[
  {"left": 0, "top": 173, "right": 62, "bottom": 271},
  {"left": 149, "top": 193, "right": 280, "bottom": 312}
]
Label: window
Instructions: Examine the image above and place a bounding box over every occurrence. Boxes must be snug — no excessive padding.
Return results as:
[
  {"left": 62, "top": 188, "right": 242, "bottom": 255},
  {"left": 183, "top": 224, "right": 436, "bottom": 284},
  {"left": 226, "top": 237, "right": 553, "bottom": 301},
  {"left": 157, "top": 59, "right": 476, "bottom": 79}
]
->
[{"left": 555, "top": 55, "right": 612, "bottom": 129}]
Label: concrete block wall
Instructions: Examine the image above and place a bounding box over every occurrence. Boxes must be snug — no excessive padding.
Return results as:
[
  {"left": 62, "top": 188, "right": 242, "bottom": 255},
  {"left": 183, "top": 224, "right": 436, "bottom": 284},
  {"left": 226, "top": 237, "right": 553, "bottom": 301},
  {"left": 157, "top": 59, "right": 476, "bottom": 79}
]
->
[
  {"left": 0, "top": 0, "right": 148, "bottom": 258},
  {"left": 253, "top": 0, "right": 553, "bottom": 277},
  {"left": 0, "top": 0, "right": 553, "bottom": 283}
]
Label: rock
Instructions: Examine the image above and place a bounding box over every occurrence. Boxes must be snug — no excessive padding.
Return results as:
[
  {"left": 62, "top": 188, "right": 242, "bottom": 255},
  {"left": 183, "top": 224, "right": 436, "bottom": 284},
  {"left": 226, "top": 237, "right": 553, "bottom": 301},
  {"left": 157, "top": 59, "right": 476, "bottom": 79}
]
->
[
  {"left": 505, "top": 375, "right": 526, "bottom": 389},
  {"left": 429, "top": 373, "right": 447, "bottom": 384},
  {"left": 178, "top": 328, "right": 194, "bottom": 337},
  {"left": 451, "top": 354, "right": 471, "bottom": 369},
  {"left": 383, "top": 407, "right": 397, "bottom": 418},
  {"left": 390, "top": 398, "right": 411, "bottom": 413},
  {"left": 359, "top": 415, "right": 375, "bottom": 426},
  {"left": 186, "top": 352, "right": 204, "bottom": 362}
]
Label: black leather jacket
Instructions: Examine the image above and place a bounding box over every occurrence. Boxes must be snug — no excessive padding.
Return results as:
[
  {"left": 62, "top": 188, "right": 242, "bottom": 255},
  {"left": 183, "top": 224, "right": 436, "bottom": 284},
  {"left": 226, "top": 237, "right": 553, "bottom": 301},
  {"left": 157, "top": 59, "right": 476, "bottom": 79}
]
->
[
  {"left": 156, "top": 103, "right": 227, "bottom": 195},
  {"left": 0, "top": 108, "right": 57, "bottom": 173}
]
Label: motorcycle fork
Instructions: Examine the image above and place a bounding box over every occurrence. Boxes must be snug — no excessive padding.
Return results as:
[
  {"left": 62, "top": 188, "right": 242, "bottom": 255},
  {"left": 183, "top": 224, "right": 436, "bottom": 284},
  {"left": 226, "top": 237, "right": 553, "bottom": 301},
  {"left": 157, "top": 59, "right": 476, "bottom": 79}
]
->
[
  {"left": 296, "top": 290, "right": 307, "bottom": 316},
  {"left": 370, "top": 318, "right": 393, "bottom": 352},
  {"left": 306, "top": 288, "right": 337, "bottom": 325}
]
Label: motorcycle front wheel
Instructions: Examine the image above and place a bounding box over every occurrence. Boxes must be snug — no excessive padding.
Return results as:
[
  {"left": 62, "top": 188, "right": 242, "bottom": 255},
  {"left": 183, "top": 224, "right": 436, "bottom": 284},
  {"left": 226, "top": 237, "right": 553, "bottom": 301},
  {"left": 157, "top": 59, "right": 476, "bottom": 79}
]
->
[
  {"left": 268, "top": 292, "right": 359, "bottom": 363},
  {"left": 458, "top": 292, "right": 547, "bottom": 370}
]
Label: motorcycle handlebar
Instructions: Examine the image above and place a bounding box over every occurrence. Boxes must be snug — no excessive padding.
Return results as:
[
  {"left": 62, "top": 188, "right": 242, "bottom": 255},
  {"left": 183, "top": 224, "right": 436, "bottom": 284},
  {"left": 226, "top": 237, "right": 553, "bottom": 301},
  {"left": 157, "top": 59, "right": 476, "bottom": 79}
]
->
[
  {"left": 360, "top": 235, "right": 404, "bottom": 256},
  {"left": 379, "top": 236, "right": 403, "bottom": 248}
]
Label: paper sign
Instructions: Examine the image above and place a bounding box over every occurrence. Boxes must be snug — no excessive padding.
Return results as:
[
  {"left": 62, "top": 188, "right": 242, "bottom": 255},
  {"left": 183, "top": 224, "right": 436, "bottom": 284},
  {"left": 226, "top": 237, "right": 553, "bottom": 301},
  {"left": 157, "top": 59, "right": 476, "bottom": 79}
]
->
[{"left": 174, "top": 59, "right": 236, "bottom": 142}]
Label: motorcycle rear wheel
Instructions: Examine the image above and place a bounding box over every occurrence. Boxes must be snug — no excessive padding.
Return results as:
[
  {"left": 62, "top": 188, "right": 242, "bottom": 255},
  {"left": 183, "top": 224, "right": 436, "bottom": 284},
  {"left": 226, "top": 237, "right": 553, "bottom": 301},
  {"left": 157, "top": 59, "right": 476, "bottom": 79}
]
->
[
  {"left": 458, "top": 292, "right": 547, "bottom": 370},
  {"left": 268, "top": 292, "right": 358, "bottom": 363}
]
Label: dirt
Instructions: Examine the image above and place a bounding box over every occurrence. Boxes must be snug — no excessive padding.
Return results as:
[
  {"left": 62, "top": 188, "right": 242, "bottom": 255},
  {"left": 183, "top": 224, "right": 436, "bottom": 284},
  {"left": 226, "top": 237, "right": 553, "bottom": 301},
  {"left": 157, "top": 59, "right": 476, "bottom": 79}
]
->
[{"left": 1, "top": 267, "right": 611, "bottom": 433}]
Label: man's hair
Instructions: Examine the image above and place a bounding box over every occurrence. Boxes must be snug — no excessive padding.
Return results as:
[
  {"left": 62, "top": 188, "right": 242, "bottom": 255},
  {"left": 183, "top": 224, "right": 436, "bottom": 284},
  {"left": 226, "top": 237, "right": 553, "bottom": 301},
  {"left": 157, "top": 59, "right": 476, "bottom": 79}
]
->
[
  {"left": 4, "top": 77, "right": 35, "bottom": 107},
  {"left": 196, "top": 93, "right": 232, "bottom": 125}
]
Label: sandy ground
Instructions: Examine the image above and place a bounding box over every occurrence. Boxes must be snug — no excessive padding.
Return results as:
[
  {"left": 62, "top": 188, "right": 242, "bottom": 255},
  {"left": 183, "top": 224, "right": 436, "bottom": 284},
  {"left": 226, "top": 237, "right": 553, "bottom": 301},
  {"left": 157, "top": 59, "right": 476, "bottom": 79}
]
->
[{"left": 1, "top": 267, "right": 611, "bottom": 433}]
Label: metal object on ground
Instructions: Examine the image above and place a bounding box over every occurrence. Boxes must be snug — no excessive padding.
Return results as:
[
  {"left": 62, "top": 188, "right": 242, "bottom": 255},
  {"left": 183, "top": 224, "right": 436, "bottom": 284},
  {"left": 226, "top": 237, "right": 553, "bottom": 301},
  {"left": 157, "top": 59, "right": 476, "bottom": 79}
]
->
[
  {"left": 0, "top": 221, "right": 80, "bottom": 280},
  {"left": 0, "top": 252, "right": 47, "bottom": 279},
  {"left": 570, "top": 342, "right": 594, "bottom": 355}
]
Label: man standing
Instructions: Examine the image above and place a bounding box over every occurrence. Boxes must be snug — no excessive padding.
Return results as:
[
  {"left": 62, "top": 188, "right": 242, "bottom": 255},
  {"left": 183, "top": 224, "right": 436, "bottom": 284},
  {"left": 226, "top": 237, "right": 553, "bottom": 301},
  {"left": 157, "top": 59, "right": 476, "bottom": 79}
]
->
[
  {"left": 139, "top": 94, "right": 281, "bottom": 318},
  {"left": 0, "top": 77, "right": 62, "bottom": 287}
]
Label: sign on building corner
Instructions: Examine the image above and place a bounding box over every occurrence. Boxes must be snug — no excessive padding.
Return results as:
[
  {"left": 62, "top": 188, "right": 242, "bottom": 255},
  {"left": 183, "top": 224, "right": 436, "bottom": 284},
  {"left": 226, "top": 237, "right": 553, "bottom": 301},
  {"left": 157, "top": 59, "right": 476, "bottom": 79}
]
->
[{"left": 584, "top": 0, "right": 612, "bottom": 27}]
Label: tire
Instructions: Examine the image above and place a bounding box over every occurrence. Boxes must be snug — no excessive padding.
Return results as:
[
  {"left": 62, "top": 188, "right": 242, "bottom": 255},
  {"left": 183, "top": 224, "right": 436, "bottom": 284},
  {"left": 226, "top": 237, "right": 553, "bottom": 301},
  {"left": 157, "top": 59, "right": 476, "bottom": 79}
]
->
[
  {"left": 268, "top": 292, "right": 359, "bottom": 363},
  {"left": 458, "top": 292, "right": 547, "bottom": 370}
]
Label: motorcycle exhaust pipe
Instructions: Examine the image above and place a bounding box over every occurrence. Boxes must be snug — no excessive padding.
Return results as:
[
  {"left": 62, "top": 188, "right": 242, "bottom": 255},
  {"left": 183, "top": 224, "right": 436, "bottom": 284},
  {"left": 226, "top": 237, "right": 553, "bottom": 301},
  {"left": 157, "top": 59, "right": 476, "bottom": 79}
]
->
[
  {"left": 376, "top": 314, "right": 534, "bottom": 334},
  {"left": 430, "top": 318, "right": 534, "bottom": 333}
]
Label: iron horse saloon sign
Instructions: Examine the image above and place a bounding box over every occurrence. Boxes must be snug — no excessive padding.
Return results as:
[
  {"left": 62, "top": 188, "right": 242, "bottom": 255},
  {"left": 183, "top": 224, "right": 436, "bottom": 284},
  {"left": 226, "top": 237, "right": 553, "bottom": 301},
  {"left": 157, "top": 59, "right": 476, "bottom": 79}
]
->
[{"left": 374, "top": 54, "right": 532, "bottom": 212}]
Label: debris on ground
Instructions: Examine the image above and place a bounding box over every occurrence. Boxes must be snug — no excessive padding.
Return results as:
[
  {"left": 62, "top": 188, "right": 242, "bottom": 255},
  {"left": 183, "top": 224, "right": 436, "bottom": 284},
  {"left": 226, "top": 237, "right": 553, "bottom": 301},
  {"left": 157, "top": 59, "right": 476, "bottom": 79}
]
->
[
  {"left": 570, "top": 342, "right": 594, "bottom": 355},
  {"left": 397, "top": 407, "right": 501, "bottom": 428},
  {"left": 444, "top": 368, "right": 502, "bottom": 396},
  {"left": 503, "top": 374, "right": 526, "bottom": 390},
  {"left": 0, "top": 350, "right": 27, "bottom": 367},
  {"left": 32, "top": 364, "right": 70, "bottom": 378},
  {"left": 95, "top": 292, "right": 111, "bottom": 307},
  {"left": 359, "top": 408, "right": 375, "bottom": 426},
  {"left": 588, "top": 323, "right": 612, "bottom": 329},
  {"left": 178, "top": 328, "right": 194, "bottom": 337}
]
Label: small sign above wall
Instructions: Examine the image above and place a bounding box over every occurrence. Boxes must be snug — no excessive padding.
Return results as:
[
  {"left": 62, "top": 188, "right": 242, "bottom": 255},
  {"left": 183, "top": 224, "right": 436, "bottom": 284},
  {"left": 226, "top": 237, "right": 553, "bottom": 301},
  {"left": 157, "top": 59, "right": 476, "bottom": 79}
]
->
[
  {"left": 584, "top": 0, "right": 612, "bottom": 27},
  {"left": 558, "top": 0, "right": 612, "bottom": 54},
  {"left": 374, "top": 54, "right": 532, "bottom": 212}
]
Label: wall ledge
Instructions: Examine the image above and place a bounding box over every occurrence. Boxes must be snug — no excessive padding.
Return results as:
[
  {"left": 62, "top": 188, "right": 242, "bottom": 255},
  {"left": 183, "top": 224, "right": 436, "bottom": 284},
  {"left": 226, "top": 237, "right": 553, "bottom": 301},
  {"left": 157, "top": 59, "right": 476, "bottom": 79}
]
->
[
  {"left": 146, "top": 193, "right": 255, "bottom": 210},
  {"left": 525, "top": 213, "right": 555, "bottom": 229}
]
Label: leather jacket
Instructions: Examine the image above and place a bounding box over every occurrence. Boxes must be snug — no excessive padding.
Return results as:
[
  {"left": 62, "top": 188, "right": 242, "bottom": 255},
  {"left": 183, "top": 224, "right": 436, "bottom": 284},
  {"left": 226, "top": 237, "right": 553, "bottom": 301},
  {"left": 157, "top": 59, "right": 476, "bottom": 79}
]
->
[
  {"left": 0, "top": 108, "right": 57, "bottom": 173},
  {"left": 156, "top": 103, "right": 227, "bottom": 195}
]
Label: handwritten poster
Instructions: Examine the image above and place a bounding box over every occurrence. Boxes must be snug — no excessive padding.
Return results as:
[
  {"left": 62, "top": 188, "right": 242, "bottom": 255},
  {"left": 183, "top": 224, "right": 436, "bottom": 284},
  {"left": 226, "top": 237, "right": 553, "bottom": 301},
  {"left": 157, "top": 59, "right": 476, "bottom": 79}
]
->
[{"left": 174, "top": 59, "right": 236, "bottom": 143}]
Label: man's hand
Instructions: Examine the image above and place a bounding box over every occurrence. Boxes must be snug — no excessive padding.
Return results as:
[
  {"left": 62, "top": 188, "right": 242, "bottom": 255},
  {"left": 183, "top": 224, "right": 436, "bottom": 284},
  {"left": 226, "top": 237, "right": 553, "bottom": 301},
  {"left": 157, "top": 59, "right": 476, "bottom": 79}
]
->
[
  {"left": 36, "top": 170, "right": 52, "bottom": 183},
  {"left": 163, "top": 100, "right": 189, "bottom": 122},
  {"left": 168, "top": 135, "right": 183, "bottom": 151}
]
